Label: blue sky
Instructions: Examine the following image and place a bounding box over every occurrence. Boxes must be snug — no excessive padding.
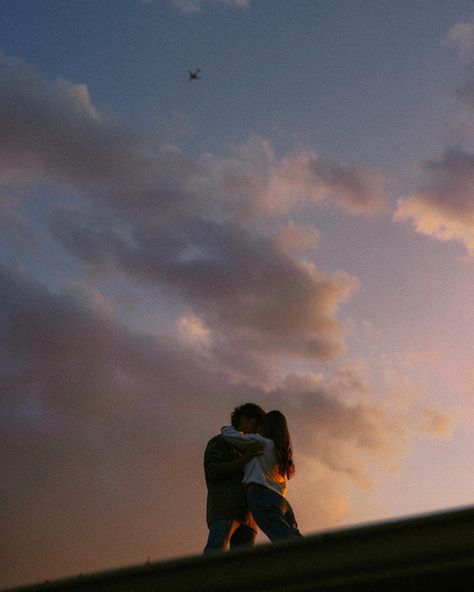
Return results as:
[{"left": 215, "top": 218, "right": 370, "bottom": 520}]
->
[
  {"left": 2, "top": 0, "right": 468, "bottom": 163},
  {"left": 1, "top": 1, "right": 474, "bottom": 588}
]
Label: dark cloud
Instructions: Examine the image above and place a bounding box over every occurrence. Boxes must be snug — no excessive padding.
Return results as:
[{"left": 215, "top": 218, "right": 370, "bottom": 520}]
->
[
  {"left": 0, "top": 53, "right": 360, "bottom": 364},
  {"left": 0, "top": 53, "right": 206, "bottom": 222},
  {"left": 394, "top": 148, "right": 474, "bottom": 254},
  {"left": 307, "top": 158, "right": 387, "bottom": 216},
  {"left": 269, "top": 371, "right": 451, "bottom": 487},
  {"left": 394, "top": 23, "right": 474, "bottom": 253},
  {"left": 0, "top": 265, "right": 241, "bottom": 584},
  {"left": 0, "top": 55, "right": 387, "bottom": 224},
  {"left": 50, "top": 210, "right": 357, "bottom": 360},
  {"left": 446, "top": 21, "right": 474, "bottom": 107},
  {"left": 0, "top": 52, "right": 450, "bottom": 588},
  {"left": 0, "top": 266, "right": 451, "bottom": 586},
  {"left": 0, "top": 192, "right": 36, "bottom": 245},
  {"left": 112, "top": 218, "right": 355, "bottom": 359}
]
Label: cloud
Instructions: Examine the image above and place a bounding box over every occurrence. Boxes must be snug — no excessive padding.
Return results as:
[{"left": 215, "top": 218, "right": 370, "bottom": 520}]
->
[
  {"left": 0, "top": 266, "right": 451, "bottom": 586},
  {"left": 395, "top": 24, "right": 474, "bottom": 252},
  {"left": 202, "top": 137, "right": 388, "bottom": 218},
  {"left": 0, "top": 52, "right": 451, "bottom": 587},
  {"left": 394, "top": 148, "right": 474, "bottom": 254},
  {"left": 0, "top": 265, "right": 244, "bottom": 584},
  {"left": 273, "top": 221, "right": 320, "bottom": 255},
  {"left": 446, "top": 21, "right": 474, "bottom": 57},
  {"left": 178, "top": 314, "right": 210, "bottom": 344},
  {"left": 306, "top": 156, "right": 387, "bottom": 216},
  {"left": 0, "top": 55, "right": 372, "bottom": 362},
  {"left": 445, "top": 21, "right": 474, "bottom": 107},
  {"left": 170, "top": 0, "right": 249, "bottom": 15},
  {"left": 270, "top": 370, "right": 451, "bottom": 487},
  {"left": 119, "top": 221, "right": 357, "bottom": 360},
  {"left": 0, "top": 192, "right": 36, "bottom": 246},
  {"left": 51, "top": 210, "right": 357, "bottom": 360},
  {"left": 0, "top": 55, "right": 386, "bottom": 228},
  {"left": 0, "top": 53, "right": 206, "bottom": 222}
]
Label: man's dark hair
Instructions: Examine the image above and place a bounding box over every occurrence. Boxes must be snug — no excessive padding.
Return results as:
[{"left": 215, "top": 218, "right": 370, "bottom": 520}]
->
[{"left": 231, "top": 403, "right": 265, "bottom": 428}]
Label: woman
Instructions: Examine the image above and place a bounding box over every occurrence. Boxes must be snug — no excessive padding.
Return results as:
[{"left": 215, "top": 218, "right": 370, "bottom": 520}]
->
[{"left": 221, "top": 410, "right": 302, "bottom": 542}]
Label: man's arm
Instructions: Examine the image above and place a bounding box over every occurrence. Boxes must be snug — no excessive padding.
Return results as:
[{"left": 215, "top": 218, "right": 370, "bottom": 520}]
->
[{"left": 204, "top": 438, "right": 263, "bottom": 484}]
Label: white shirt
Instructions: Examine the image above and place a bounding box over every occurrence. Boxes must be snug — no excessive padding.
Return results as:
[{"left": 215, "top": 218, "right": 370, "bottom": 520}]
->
[{"left": 220, "top": 426, "right": 287, "bottom": 497}]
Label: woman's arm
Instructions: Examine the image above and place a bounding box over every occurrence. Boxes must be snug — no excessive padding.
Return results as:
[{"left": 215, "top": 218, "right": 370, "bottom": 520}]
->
[
  {"left": 220, "top": 426, "right": 270, "bottom": 449},
  {"left": 204, "top": 437, "right": 264, "bottom": 483}
]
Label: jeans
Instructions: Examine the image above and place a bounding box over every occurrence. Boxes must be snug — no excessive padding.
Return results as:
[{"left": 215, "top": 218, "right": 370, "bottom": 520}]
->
[
  {"left": 246, "top": 483, "right": 303, "bottom": 542},
  {"left": 204, "top": 519, "right": 256, "bottom": 554}
]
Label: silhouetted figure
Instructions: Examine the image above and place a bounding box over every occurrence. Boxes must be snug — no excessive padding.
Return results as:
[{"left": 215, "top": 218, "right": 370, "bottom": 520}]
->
[
  {"left": 203, "top": 403, "right": 265, "bottom": 553},
  {"left": 189, "top": 67, "right": 201, "bottom": 81},
  {"left": 221, "top": 410, "right": 303, "bottom": 542}
]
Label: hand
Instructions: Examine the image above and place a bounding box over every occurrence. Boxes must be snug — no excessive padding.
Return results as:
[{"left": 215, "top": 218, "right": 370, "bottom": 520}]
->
[{"left": 242, "top": 442, "right": 264, "bottom": 462}]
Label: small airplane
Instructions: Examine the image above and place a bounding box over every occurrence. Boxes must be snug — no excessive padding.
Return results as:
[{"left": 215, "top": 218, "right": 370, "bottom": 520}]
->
[{"left": 188, "top": 67, "right": 201, "bottom": 81}]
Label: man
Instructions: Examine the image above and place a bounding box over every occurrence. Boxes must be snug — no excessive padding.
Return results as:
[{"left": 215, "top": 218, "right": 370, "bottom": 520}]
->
[{"left": 203, "top": 403, "right": 265, "bottom": 553}]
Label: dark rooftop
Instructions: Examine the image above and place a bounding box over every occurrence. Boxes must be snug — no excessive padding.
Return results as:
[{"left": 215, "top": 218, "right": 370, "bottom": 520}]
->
[{"left": 4, "top": 505, "right": 474, "bottom": 592}]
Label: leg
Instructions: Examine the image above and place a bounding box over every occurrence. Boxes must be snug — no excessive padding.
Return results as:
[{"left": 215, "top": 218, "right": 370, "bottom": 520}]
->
[
  {"left": 246, "top": 485, "right": 303, "bottom": 542},
  {"left": 282, "top": 498, "right": 301, "bottom": 533},
  {"left": 229, "top": 524, "right": 257, "bottom": 549},
  {"left": 203, "top": 519, "right": 239, "bottom": 554}
]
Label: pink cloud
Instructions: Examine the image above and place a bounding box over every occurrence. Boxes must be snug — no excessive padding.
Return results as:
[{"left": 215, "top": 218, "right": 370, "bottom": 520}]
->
[
  {"left": 0, "top": 55, "right": 386, "bottom": 236},
  {"left": 0, "top": 266, "right": 451, "bottom": 587},
  {"left": 200, "top": 137, "right": 387, "bottom": 218},
  {"left": 51, "top": 211, "right": 357, "bottom": 360},
  {"left": 0, "top": 53, "right": 451, "bottom": 588},
  {"left": 273, "top": 221, "right": 320, "bottom": 255},
  {"left": 0, "top": 54, "right": 207, "bottom": 223},
  {"left": 394, "top": 148, "right": 474, "bottom": 254},
  {"left": 0, "top": 60, "right": 360, "bottom": 364}
]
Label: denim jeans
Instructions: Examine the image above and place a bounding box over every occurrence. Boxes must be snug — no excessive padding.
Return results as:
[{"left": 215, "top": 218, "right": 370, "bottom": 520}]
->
[
  {"left": 204, "top": 519, "right": 256, "bottom": 554},
  {"left": 246, "top": 483, "right": 303, "bottom": 542}
]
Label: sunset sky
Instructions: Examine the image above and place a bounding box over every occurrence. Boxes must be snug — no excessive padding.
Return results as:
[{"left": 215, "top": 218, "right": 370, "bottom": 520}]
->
[{"left": 1, "top": 0, "right": 474, "bottom": 588}]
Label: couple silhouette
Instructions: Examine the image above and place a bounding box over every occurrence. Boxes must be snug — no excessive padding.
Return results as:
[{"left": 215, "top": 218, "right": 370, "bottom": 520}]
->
[{"left": 203, "top": 403, "right": 302, "bottom": 553}]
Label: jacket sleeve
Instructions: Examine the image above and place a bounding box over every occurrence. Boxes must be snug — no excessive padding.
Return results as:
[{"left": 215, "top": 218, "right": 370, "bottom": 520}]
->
[{"left": 204, "top": 437, "right": 242, "bottom": 485}]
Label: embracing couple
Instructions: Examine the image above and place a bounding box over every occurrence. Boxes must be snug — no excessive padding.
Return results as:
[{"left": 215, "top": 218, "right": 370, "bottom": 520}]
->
[{"left": 203, "top": 403, "right": 303, "bottom": 553}]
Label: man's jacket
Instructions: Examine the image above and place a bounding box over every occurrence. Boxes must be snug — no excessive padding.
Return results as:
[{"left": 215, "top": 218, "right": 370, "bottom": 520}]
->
[{"left": 204, "top": 434, "right": 253, "bottom": 527}]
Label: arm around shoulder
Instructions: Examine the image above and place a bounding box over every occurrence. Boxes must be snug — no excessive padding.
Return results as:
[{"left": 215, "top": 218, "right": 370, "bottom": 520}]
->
[
  {"left": 204, "top": 436, "right": 247, "bottom": 484},
  {"left": 220, "top": 426, "right": 266, "bottom": 448}
]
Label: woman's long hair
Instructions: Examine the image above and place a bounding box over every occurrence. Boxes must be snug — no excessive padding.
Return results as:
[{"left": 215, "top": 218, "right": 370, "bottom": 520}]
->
[{"left": 263, "top": 410, "right": 295, "bottom": 479}]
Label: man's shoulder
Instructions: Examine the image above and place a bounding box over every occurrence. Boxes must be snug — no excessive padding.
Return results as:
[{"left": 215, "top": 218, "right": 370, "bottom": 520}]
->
[
  {"left": 204, "top": 433, "right": 235, "bottom": 456},
  {"left": 205, "top": 434, "right": 225, "bottom": 449}
]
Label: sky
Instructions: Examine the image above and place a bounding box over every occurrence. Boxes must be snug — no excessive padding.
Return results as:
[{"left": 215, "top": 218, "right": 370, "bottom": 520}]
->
[{"left": 1, "top": 0, "right": 474, "bottom": 587}]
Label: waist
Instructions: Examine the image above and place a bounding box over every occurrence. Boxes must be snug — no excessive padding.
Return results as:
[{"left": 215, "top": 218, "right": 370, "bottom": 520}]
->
[
  {"left": 245, "top": 481, "right": 286, "bottom": 497},
  {"left": 245, "top": 482, "right": 265, "bottom": 491}
]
